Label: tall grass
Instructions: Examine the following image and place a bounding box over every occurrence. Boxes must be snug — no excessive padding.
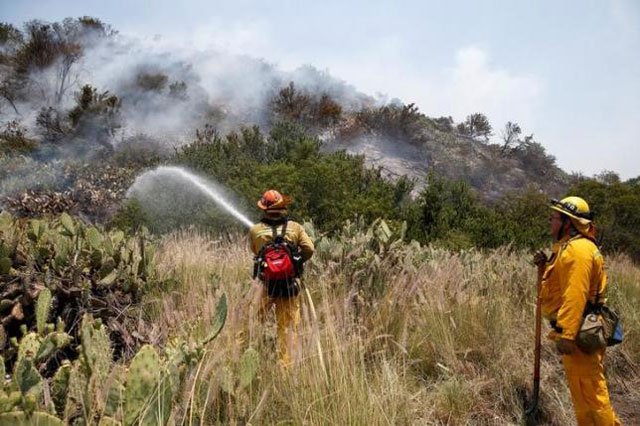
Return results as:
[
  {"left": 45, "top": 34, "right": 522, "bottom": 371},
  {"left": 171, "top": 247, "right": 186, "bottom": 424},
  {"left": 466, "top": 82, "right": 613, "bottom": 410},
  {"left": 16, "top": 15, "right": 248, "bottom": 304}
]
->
[{"left": 145, "top": 228, "right": 640, "bottom": 425}]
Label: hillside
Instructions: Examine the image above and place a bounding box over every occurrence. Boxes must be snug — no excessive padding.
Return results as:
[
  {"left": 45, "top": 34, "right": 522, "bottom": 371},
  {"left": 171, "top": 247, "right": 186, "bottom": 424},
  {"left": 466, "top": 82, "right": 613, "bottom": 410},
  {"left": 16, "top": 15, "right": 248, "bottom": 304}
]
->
[
  {"left": 326, "top": 112, "right": 569, "bottom": 198},
  {"left": 1, "top": 17, "right": 640, "bottom": 425},
  {"left": 2, "top": 17, "right": 640, "bottom": 259},
  {"left": 1, "top": 18, "right": 567, "bottom": 200}
]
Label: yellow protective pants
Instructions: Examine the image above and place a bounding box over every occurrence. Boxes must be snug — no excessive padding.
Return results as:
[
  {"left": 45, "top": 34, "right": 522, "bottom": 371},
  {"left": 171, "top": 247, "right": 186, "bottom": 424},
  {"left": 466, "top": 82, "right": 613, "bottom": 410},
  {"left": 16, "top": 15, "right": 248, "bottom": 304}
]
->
[
  {"left": 562, "top": 349, "right": 621, "bottom": 425},
  {"left": 258, "top": 293, "right": 300, "bottom": 368}
]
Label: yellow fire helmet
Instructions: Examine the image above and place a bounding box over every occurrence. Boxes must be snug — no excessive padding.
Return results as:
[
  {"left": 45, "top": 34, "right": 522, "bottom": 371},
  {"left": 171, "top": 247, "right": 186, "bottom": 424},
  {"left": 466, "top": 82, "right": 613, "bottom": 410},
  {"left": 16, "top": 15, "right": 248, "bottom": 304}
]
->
[{"left": 550, "top": 196, "right": 593, "bottom": 225}]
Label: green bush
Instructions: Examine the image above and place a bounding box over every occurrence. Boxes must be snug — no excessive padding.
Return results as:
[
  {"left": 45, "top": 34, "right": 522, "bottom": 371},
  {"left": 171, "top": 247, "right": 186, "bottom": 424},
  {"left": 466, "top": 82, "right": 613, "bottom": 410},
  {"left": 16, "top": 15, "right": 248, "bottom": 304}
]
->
[
  {"left": 406, "top": 172, "right": 483, "bottom": 243},
  {"left": 173, "top": 122, "right": 409, "bottom": 233},
  {"left": 405, "top": 173, "right": 550, "bottom": 250},
  {"left": 570, "top": 176, "right": 640, "bottom": 261},
  {"left": 109, "top": 198, "right": 150, "bottom": 234}
]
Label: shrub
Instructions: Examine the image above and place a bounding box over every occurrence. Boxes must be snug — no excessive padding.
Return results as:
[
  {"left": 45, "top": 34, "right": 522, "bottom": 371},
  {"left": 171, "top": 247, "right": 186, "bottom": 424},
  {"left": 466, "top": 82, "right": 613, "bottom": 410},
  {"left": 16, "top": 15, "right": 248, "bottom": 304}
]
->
[
  {"left": 136, "top": 71, "right": 168, "bottom": 92},
  {"left": 456, "top": 112, "right": 493, "bottom": 142},
  {"left": 272, "top": 81, "right": 312, "bottom": 122},
  {"left": 316, "top": 93, "right": 342, "bottom": 126},
  {"left": 570, "top": 177, "right": 640, "bottom": 261},
  {"left": 67, "top": 84, "right": 122, "bottom": 150},
  {"left": 271, "top": 82, "right": 343, "bottom": 128},
  {"left": 406, "top": 172, "right": 482, "bottom": 242},
  {"left": 355, "top": 102, "right": 426, "bottom": 143},
  {"left": 0, "top": 119, "right": 37, "bottom": 153},
  {"left": 171, "top": 122, "right": 408, "bottom": 233}
]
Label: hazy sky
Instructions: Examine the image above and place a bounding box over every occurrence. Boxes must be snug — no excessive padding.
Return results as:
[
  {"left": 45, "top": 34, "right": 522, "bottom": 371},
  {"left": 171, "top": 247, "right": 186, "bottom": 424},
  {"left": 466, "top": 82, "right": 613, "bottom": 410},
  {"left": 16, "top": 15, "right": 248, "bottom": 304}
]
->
[{"left": 3, "top": 0, "right": 639, "bottom": 179}]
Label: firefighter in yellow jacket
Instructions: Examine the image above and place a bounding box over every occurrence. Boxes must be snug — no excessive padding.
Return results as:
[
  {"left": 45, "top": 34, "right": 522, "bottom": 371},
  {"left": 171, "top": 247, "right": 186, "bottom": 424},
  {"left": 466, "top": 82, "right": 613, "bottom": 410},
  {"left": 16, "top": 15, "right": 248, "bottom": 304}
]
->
[
  {"left": 538, "top": 196, "right": 620, "bottom": 425},
  {"left": 249, "top": 190, "right": 314, "bottom": 367}
]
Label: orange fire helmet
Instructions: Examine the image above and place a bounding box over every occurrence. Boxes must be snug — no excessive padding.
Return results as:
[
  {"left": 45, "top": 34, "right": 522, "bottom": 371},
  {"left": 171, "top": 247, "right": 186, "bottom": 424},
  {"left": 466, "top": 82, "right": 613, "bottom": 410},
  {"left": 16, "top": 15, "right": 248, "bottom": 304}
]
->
[{"left": 257, "top": 189, "right": 292, "bottom": 210}]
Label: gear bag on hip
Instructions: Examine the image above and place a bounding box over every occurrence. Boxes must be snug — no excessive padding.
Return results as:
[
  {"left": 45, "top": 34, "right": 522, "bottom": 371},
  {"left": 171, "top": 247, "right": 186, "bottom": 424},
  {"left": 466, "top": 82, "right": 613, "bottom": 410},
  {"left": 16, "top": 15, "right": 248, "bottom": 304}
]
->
[{"left": 576, "top": 302, "right": 623, "bottom": 354}]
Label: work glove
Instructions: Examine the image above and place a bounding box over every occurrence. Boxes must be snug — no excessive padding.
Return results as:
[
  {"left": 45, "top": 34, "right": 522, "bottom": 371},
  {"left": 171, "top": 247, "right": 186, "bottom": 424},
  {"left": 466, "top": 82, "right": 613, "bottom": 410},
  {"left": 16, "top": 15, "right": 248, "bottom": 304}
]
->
[
  {"left": 532, "top": 250, "right": 547, "bottom": 267},
  {"left": 556, "top": 338, "right": 577, "bottom": 355}
]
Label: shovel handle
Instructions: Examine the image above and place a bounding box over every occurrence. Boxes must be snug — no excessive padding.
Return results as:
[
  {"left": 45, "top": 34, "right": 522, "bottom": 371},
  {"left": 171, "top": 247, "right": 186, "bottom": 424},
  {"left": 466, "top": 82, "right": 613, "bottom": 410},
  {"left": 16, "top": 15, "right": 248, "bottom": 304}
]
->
[{"left": 526, "top": 262, "right": 546, "bottom": 417}]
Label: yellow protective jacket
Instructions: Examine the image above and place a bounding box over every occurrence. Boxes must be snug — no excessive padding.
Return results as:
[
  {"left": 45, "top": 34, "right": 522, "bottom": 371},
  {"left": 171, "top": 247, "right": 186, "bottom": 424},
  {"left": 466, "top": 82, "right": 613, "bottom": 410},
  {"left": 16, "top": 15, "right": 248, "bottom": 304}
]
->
[
  {"left": 249, "top": 218, "right": 315, "bottom": 261},
  {"left": 540, "top": 234, "right": 607, "bottom": 341}
]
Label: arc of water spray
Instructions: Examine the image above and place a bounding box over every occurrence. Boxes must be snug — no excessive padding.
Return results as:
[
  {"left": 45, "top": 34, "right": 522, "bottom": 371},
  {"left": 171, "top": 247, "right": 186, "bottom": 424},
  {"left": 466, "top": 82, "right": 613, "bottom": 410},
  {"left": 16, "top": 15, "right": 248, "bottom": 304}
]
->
[{"left": 129, "top": 166, "right": 254, "bottom": 228}]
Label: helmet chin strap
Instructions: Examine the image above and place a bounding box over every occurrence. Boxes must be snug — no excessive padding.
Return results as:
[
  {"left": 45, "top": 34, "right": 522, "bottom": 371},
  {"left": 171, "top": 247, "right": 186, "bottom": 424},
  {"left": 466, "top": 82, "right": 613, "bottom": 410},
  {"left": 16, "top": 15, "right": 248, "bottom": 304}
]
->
[{"left": 556, "top": 215, "right": 569, "bottom": 241}]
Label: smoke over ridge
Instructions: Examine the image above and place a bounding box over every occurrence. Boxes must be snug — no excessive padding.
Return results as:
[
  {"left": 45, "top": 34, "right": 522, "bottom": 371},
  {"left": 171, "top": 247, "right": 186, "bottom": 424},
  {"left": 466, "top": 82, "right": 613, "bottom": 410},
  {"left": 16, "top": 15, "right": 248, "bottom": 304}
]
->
[{"left": 2, "top": 25, "right": 372, "bottom": 147}]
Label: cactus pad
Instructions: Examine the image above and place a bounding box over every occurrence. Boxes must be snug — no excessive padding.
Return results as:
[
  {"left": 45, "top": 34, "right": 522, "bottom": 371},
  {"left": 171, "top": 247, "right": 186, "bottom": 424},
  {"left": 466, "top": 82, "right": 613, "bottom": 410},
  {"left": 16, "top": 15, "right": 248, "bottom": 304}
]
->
[
  {"left": 13, "top": 356, "right": 42, "bottom": 395},
  {"left": 16, "top": 333, "right": 40, "bottom": 368},
  {"left": 201, "top": 293, "right": 227, "bottom": 346},
  {"left": 239, "top": 347, "right": 259, "bottom": 389},
  {"left": 0, "top": 411, "right": 64, "bottom": 426},
  {"left": 50, "top": 361, "right": 71, "bottom": 417},
  {"left": 36, "top": 288, "right": 53, "bottom": 335},
  {"left": 123, "top": 344, "right": 162, "bottom": 425}
]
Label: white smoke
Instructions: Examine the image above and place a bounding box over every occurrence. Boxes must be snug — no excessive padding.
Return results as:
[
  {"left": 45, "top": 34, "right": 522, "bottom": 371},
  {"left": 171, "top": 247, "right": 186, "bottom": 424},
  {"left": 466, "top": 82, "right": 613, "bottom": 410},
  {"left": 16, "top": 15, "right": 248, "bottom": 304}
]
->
[{"left": 1, "top": 28, "right": 373, "bottom": 148}]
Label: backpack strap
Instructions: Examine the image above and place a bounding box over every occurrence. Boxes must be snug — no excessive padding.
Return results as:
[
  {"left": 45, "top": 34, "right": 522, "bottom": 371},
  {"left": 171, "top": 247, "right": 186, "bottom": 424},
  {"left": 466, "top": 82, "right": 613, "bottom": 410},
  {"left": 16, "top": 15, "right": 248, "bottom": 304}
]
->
[
  {"left": 267, "top": 218, "right": 287, "bottom": 243},
  {"left": 279, "top": 219, "right": 288, "bottom": 239}
]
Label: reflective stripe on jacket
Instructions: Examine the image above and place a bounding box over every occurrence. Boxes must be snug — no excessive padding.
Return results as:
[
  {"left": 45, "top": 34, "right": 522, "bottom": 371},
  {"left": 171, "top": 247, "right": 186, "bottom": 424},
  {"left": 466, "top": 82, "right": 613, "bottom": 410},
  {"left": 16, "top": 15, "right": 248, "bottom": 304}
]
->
[{"left": 540, "top": 235, "right": 607, "bottom": 341}]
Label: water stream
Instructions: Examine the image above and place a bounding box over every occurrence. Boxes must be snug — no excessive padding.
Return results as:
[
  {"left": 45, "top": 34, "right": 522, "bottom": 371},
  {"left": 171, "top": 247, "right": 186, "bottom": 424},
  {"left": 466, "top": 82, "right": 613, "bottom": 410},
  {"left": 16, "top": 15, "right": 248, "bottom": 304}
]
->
[{"left": 127, "top": 166, "right": 254, "bottom": 228}]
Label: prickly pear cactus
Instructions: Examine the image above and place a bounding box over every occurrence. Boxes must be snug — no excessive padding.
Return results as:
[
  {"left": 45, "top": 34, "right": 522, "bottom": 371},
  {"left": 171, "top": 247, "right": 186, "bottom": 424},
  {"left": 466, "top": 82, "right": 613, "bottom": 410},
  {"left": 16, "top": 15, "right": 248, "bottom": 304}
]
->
[
  {"left": 0, "top": 322, "right": 71, "bottom": 418},
  {"left": 0, "top": 411, "right": 64, "bottom": 426},
  {"left": 85, "top": 227, "right": 103, "bottom": 251},
  {"left": 0, "top": 390, "right": 22, "bottom": 413},
  {"left": 34, "top": 331, "right": 71, "bottom": 364},
  {"left": 13, "top": 355, "right": 42, "bottom": 397},
  {"left": 65, "top": 314, "right": 113, "bottom": 420},
  {"left": 50, "top": 361, "right": 71, "bottom": 417},
  {"left": 202, "top": 293, "right": 227, "bottom": 346},
  {"left": 15, "top": 333, "right": 40, "bottom": 368},
  {"left": 59, "top": 213, "right": 76, "bottom": 237},
  {"left": 218, "top": 347, "right": 260, "bottom": 397},
  {"left": 0, "top": 291, "right": 228, "bottom": 425},
  {"left": 78, "top": 315, "right": 112, "bottom": 380},
  {"left": 238, "top": 347, "right": 259, "bottom": 390},
  {"left": 103, "top": 364, "right": 126, "bottom": 418},
  {"left": 36, "top": 288, "right": 52, "bottom": 335},
  {"left": 1, "top": 212, "right": 161, "bottom": 368},
  {"left": 123, "top": 344, "right": 164, "bottom": 425}
]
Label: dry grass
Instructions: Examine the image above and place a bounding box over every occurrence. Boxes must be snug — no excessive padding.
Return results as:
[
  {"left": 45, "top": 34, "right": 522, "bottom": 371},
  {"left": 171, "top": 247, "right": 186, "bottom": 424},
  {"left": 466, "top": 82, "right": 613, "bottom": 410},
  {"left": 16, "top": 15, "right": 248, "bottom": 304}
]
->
[{"left": 144, "top": 230, "right": 640, "bottom": 425}]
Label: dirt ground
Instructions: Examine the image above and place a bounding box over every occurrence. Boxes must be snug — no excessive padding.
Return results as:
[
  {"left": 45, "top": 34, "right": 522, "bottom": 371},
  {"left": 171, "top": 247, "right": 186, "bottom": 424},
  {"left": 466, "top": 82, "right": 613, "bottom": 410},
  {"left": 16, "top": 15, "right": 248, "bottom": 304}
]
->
[{"left": 609, "top": 376, "right": 640, "bottom": 424}]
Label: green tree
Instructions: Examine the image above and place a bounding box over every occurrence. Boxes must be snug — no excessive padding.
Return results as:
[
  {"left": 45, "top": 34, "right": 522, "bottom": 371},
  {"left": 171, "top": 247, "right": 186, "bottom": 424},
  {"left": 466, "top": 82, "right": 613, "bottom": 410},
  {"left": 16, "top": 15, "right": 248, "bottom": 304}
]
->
[
  {"left": 407, "top": 172, "right": 480, "bottom": 243},
  {"left": 355, "top": 102, "right": 426, "bottom": 143},
  {"left": 500, "top": 121, "right": 521, "bottom": 154},
  {"left": 457, "top": 113, "right": 493, "bottom": 142},
  {"left": 174, "top": 122, "right": 407, "bottom": 233},
  {"left": 571, "top": 178, "right": 640, "bottom": 260}
]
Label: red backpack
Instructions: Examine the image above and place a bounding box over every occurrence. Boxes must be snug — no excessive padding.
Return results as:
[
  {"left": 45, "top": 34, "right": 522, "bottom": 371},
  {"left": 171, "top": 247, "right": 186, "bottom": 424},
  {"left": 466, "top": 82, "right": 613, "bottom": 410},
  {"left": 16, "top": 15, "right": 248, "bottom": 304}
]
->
[{"left": 253, "top": 220, "right": 303, "bottom": 296}]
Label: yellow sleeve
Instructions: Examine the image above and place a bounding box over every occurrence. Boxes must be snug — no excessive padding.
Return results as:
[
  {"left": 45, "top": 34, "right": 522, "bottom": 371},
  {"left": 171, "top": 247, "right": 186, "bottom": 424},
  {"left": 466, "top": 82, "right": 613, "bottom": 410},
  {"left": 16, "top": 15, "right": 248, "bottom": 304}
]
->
[
  {"left": 539, "top": 242, "right": 563, "bottom": 320},
  {"left": 294, "top": 222, "right": 315, "bottom": 261},
  {"left": 557, "top": 244, "right": 592, "bottom": 340},
  {"left": 593, "top": 251, "right": 607, "bottom": 303},
  {"left": 249, "top": 225, "right": 260, "bottom": 255}
]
